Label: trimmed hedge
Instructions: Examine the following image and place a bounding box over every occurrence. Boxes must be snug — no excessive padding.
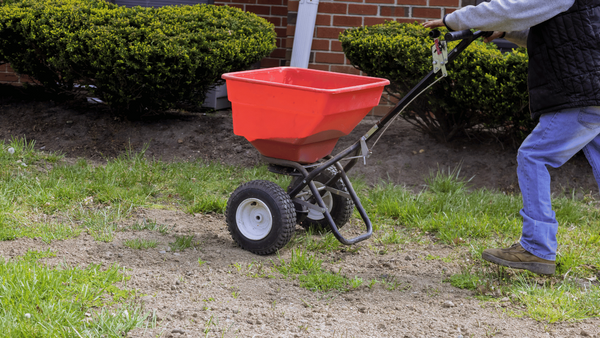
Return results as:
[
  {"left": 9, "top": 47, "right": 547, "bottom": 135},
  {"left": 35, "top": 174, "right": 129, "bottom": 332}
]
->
[
  {"left": 340, "top": 22, "right": 532, "bottom": 142},
  {"left": 0, "top": 0, "right": 276, "bottom": 114}
]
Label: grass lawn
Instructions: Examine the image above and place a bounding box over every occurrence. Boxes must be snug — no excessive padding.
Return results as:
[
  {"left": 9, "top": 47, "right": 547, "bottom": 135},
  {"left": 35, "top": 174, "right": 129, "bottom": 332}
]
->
[{"left": 0, "top": 137, "right": 599, "bottom": 335}]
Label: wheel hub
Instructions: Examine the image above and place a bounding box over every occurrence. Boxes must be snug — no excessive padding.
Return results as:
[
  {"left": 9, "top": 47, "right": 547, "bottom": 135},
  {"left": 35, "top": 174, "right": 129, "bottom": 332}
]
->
[{"left": 236, "top": 198, "right": 273, "bottom": 240}]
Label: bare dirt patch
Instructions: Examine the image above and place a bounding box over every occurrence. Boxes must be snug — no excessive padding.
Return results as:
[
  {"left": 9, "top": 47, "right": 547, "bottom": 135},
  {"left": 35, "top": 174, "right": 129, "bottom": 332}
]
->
[{"left": 1, "top": 85, "right": 599, "bottom": 337}]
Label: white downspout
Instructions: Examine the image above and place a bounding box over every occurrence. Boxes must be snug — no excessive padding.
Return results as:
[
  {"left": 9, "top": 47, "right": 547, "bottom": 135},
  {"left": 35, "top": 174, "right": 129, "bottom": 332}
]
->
[{"left": 289, "top": 0, "right": 319, "bottom": 68}]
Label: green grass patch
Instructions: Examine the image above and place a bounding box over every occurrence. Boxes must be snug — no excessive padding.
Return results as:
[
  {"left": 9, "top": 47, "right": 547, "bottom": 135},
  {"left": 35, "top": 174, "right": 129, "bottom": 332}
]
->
[
  {"left": 274, "top": 249, "right": 362, "bottom": 292},
  {"left": 129, "top": 218, "right": 170, "bottom": 234},
  {"left": 124, "top": 238, "right": 159, "bottom": 250},
  {"left": 169, "top": 234, "right": 199, "bottom": 251},
  {"left": 511, "top": 278, "right": 600, "bottom": 322},
  {"left": 0, "top": 249, "right": 148, "bottom": 336}
]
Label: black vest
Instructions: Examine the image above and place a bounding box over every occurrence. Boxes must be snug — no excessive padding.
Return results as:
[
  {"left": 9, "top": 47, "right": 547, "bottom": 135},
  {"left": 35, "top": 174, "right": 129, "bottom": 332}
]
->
[{"left": 527, "top": 0, "right": 600, "bottom": 119}]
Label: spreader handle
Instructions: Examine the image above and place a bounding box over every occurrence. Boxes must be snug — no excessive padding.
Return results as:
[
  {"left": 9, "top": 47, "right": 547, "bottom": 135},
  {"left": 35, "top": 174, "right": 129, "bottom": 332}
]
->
[
  {"left": 445, "top": 29, "right": 473, "bottom": 41},
  {"left": 445, "top": 29, "right": 493, "bottom": 42}
]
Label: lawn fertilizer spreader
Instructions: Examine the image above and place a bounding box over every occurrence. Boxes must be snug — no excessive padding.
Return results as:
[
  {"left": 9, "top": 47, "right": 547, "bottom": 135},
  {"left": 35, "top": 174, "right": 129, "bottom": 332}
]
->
[{"left": 222, "top": 29, "right": 492, "bottom": 255}]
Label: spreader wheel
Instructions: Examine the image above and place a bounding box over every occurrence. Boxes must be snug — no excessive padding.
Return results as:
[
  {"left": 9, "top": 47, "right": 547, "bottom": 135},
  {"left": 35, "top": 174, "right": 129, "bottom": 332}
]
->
[
  {"left": 288, "top": 167, "right": 354, "bottom": 232},
  {"left": 226, "top": 180, "right": 296, "bottom": 255}
]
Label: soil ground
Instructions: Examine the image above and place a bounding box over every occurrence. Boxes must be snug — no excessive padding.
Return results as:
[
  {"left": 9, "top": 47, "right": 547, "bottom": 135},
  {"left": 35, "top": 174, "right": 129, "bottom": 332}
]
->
[{"left": 0, "top": 85, "right": 599, "bottom": 337}]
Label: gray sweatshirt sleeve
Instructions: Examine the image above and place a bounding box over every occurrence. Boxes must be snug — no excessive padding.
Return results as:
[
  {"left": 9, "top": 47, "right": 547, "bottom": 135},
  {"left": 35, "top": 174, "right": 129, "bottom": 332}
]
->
[
  {"left": 504, "top": 29, "right": 529, "bottom": 48},
  {"left": 444, "top": 0, "right": 574, "bottom": 33}
]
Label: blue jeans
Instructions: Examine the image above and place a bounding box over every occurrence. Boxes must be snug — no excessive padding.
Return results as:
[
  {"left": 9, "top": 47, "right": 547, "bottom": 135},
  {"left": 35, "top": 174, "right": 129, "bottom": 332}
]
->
[{"left": 518, "top": 106, "right": 600, "bottom": 261}]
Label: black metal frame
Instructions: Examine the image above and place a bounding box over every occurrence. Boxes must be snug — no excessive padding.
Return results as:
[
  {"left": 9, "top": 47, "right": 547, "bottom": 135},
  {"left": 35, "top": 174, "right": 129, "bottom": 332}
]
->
[{"left": 265, "top": 29, "right": 491, "bottom": 246}]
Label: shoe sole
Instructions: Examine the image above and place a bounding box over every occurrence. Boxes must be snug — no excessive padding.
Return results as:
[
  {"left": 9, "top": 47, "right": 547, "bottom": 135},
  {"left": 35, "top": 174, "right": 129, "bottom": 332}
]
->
[{"left": 482, "top": 252, "right": 556, "bottom": 275}]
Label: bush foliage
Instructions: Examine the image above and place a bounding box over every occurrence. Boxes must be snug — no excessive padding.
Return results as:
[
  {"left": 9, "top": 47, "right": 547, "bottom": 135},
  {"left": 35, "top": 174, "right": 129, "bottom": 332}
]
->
[
  {"left": 340, "top": 22, "right": 533, "bottom": 142},
  {"left": 0, "top": 0, "right": 276, "bottom": 114}
]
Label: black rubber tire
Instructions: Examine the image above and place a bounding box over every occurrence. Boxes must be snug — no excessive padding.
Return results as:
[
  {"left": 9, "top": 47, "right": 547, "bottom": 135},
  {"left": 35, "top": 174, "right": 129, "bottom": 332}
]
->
[
  {"left": 287, "top": 167, "right": 354, "bottom": 232},
  {"left": 226, "top": 180, "right": 296, "bottom": 255}
]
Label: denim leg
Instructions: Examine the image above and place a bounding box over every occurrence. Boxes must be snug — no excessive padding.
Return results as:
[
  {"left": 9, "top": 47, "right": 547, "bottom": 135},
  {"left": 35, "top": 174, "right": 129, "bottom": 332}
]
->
[
  {"left": 583, "top": 134, "right": 600, "bottom": 191},
  {"left": 517, "top": 107, "right": 600, "bottom": 260}
]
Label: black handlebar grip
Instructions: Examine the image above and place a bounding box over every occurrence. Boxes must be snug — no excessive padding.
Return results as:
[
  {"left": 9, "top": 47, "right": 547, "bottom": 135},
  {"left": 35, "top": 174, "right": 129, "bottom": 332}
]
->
[
  {"left": 428, "top": 29, "right": 441, "bottom": 39},
  {"left": 444, "top": 29, "right": 473, "bottom": 41}
]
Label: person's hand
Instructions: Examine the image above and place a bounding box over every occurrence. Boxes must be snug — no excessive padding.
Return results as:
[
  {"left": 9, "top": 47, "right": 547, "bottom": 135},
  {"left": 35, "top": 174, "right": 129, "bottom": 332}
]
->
[
  {"left": 483, "top": 31, "right": 505, "bottom": 43},
  {"left": 422, "top": 19, "right": 445, "bottom": 29}
]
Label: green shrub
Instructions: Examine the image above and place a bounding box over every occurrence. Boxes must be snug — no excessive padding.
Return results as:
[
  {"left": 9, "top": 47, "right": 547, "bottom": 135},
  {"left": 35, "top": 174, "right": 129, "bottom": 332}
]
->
[
  {"left": 0, "top": 0, "right": 276, "bottom": 114},
  {"left": 0, "top": 0, "right": 19, "bottom": 62},
  {"left": 0, "top": 0, "right": 19, "bottom": 7},
  {"left": 340, "top": 22, "right": 533, "bottom": 142}
]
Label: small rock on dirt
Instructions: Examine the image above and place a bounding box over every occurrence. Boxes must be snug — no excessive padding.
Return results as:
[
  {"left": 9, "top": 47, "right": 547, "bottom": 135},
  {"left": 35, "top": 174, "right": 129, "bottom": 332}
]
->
[{"left": 442, "top": 301, "right": 456, "bottom": 308}]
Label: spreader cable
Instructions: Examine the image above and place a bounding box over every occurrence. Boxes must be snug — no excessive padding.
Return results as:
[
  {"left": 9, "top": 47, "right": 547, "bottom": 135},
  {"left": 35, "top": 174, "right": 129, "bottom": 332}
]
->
[
  {"left": 369, "top": 75, "right": 445, "bottom": 154},
  {"left": 340, "top": 74, "right": 445, "bottom": 165}
]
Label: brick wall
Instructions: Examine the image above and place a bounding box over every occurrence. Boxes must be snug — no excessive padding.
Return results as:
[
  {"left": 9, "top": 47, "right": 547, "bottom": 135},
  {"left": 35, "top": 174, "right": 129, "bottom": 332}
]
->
[{"left": 0, "top": 63, "right": 34, "bottom": 85}]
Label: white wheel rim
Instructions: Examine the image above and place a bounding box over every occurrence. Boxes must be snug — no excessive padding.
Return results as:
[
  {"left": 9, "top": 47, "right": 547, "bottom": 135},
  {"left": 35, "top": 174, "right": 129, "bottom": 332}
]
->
[
  {"left": 305, "top": 182, "right": 333, "bottom": 221},
  {"left": 236, "top": 198, "right": 273, "bottom": 240}
]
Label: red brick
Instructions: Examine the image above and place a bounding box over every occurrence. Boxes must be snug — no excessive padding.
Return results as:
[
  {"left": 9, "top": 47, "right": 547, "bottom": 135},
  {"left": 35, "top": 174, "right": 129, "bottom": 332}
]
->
[
  {"left": 282, "top": 17, "right": 287, "bottom": 26},
  {"left": 270, "top": 48, "right": 287, "bottom": 58},
  {"left": 430, "top": 0, "right": 458, "bottom": 5},
  {"left": 333, "top": 15, "right": 362, "bottom": 27},
  {"left": 19, "top": 75, "right": 36, "bottom": 84},
  {"left": 316, "top": 27, "right": 345, "bottom": 39},
  {"left": 348, "top": 4, "right": 377, "bottom": 15},
  {"left": 263, "top": 16, "right": 281, "bottom": 26},
  {"left": 230, "top": 0, "right": 257, "bottom": 4},
  {"left": 412, "top": 7, "right": 441, "bottom": 18},
  {"left": 282, "top": 0, "right": 287, "bottom": 4},
  {"left": 445, "top": 8, "right": 457, "bottom": 14},
  {"left": 271, "top": 5, "right": 288, "bottom": 15},
  {"left": 397, "top": 0, "right": 425, "bottom": 5},
  {"left": 331, "top": 65, "right": 360, "bottom": 75},
  {"left": 5, "top": 64, "right": 12, "bottom": 73},
  {"left": 365, "top": 17, "right": 390, "bottom": 26},
  {"left": 0, "top": 73, "right": 19, "bottom": 82},
  {"left": 275, "top": 38, "right": 284, "bottom": 48},
  {"left": 287, "top": 25, "right": 296, "bottom": 35},
  {"left": 318, "top": 2, "right": 347, "bottom": 14},
  {"left": 396, "top": 17, "right": 422, "bottom": 23},
  {"left": 288, "top": 0, "right": 299, "bottom": 11},
  {"left": 260, "top": 58, "right": 281, "bottom": 68},
  {"left": 315, "top": 14, "right": 331, "bottom": 26},
  {"left": 311, "top": 39, "right": 330, "bottom": 51},
  {"left": 285, "top": 37, "right": 294, "bottom": 48},
  {"left": 308, "top": 64, "right": 330, "bottom": 71},
  {"left": 315, "top": 52, "right": 345, "bottom": 64},
  {"left": 257, "top": 0, "right": 282, "bottom": 4},
  {"left": 335, "top": 0, "right": 361, "bottom": 3},
  {"left": 246, "top": 5, "right": 271, "bottom": 14},
  {"left": 380, "top": 6, "right": 407, "bottom": 16},
  {"left": 331, "top": 40, "right": 343, "bottom": 52},
  {"left": 366, "top": 0, "right": 394, "bottom": 4},
  {"left": 274, "top": 27, "right": 287, "bottom": 37}
]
